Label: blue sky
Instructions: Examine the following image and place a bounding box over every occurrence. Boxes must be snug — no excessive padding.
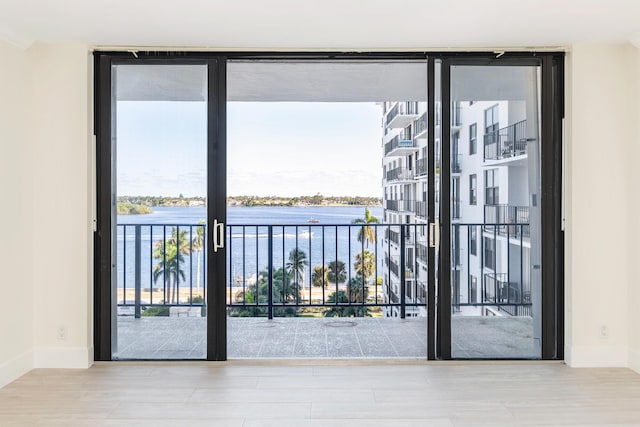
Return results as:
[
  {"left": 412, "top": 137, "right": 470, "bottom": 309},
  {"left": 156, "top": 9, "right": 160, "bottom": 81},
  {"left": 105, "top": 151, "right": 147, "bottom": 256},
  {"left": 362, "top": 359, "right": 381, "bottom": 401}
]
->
[{"left": 117, "top": 101, "right": 383, "bottom": 197}]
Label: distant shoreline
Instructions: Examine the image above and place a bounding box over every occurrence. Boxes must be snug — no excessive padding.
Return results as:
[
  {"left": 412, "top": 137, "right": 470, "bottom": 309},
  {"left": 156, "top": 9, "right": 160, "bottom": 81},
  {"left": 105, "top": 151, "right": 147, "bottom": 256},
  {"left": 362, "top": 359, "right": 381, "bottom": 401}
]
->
[{"left": 118, "top": 195, "right": 382, "bottom": 209}]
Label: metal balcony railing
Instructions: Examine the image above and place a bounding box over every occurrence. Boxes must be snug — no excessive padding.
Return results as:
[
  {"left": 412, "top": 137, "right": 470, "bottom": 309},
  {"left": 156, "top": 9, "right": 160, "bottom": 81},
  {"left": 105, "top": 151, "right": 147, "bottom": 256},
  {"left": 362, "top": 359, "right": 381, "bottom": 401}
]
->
[
  {"left": 484, "top": 205, "right": 530, "bottom": 238},
  {"left": 386, "top": 101, "right": 419, "bottom": 125},
  {"left": 385, "top": 199, "right": 415, "bottom": 212},
  {"left": 116, "top": 222, "right": 532, "bottom": 319},
  {"left": 384, "top": 134, "right": 417, "bottom": 155},
  {"left": 484, "top": 273, "right": 532, "bottom": 317},
  {"left": 386, "top": 167, "right": 415, "bottom": 182},
  {"left": 117, "top": 223, "right": 432, "bottom": 320},
  {"left": 452, "top": 153, "right": 462, "bottom": 173},
  {"left": 414, "top": 201, "right": 427, "bottom": 218},
  {"left": 451, "top": 103, "right": 462, "bottom": 127},
  {"left": 449, "top": 223, "right": 532, "bottom": 317},
  {"left": 414, "top": 113, "right": 427, "bottom": 136},
  {"left": 484, "top": 120, "right": 528, "bottom": 161},
  {"left": 416, "top": 157, "right": 428, "bottom": 176}
]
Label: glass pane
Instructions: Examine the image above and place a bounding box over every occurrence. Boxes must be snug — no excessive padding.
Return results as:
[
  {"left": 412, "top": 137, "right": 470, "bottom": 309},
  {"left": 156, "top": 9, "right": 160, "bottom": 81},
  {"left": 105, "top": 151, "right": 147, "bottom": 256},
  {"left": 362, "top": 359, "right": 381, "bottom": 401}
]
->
[
  {"left": 450, "top": 65, "right": 541, "bottom": 359},
  {"left": 225, "top": 60, "right": 429, "bottom": 358},
  {"left": 112, "top": 64, "right": 208, "bottom": 360}
]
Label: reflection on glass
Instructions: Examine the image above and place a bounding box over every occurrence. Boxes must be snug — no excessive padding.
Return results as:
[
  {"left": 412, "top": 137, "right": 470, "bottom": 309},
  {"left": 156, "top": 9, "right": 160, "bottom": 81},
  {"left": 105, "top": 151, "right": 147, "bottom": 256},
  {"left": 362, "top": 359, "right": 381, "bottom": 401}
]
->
[
  {"left": 113, "top": 64, "right": 208, "bottom": 360},
  {"left": 450, "top": 65, "right": 541, "bottom": 359}
]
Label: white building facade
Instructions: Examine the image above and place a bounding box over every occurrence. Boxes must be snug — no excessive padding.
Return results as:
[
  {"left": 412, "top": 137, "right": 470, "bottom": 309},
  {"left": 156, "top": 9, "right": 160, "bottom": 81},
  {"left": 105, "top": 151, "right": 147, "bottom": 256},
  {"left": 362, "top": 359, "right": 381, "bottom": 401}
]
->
[{"left": 381, "top": 98, "right": 532, "bottom": 320}]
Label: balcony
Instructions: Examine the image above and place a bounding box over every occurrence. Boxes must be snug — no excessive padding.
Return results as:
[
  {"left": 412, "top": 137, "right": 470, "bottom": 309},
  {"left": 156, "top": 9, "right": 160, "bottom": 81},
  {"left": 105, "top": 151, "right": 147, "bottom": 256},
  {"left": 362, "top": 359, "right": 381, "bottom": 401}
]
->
[
  {"left": 484, "top": 120, "right": 528, "bottom": 163},
  {"left": 384, "top": 132, "right": 418, "bottom": 156},
  {"left": 417, "top": 242, "right": 428, "bottom": 264},
  {"left": 451, "top": 153, "right": 462, "bottom": 174},
  {"left": 416, "top": 157, "right": 428, "bottom": 176},
  {"left": 413, "top": 112, "right": 427, "bottom": 138},
  {"left": 483, "top": 273, "right": 532, "bottom": 317},
  {"left": 415, "top": 200, "right": 427, "bottom": 218},
  {"left": 114, "top": 222, "right": 534, "bottom": 359},
  {"left": 484, "top": 204, "right": 530, "bottom": 238},
  {"left": 386, "top": 167, "right": 415, "bottom": 183},
  {"left": 451, "top": 103, "right": 462, "bottom": 128},
  {"left": 452, "top": 200, "right": 461, "bottom": 220},
  {"left": 385, "top": 199, "right": 415, "bottom": 212},
  {"left": 385, "top": 101, "right": 419, "bottom": 128}
]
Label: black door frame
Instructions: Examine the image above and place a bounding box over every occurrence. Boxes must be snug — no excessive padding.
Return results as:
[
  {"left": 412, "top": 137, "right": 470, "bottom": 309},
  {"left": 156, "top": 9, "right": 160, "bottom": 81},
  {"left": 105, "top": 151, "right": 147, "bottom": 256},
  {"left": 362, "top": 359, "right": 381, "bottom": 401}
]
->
[
  {"left": 435, "top": 54, "right": 565, "bottom": 360},
  {"left": 93, "top": 50, "right": 564, "bottom": 361},
  {"left": 93, "top": 53, "right": 228, "bottom": 361}
]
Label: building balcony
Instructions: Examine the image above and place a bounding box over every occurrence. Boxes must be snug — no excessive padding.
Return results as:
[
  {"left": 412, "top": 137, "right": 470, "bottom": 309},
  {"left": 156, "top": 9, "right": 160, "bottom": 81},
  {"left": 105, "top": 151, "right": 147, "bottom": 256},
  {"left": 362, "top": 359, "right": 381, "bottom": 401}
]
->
[
  {"left": 385, "top": 101, "right": 419, "bottom": 128},
  {"left": 483, "top": 273, "right": 532, "bottom": 317},
  {"left": 384, "top": 133, "right": 418, "bottom": 156},
  {"left": 417, "top": 243, "right": 428, "bottom": 265},
  {"left": 452, "top": 200, "right": 461, "bottom": 220},
  {"left": 451, "top": 103, "right": 462, "bottom": 128},
  {"left": 413, "top": 112, "right": 427, "bottom": 139},
  {"left": 484, "top": 204, "right": 530, "bottom": 238},
  {"left": 484, "top": 120, "right": 528, "bottom": 164},
  {"left": 452, "top": 153, "right": 462, "bottom": 174},
  {"left": 416, "top": 157, "right": 428, "bottom": 176},
  {"left": 415, "top": 200, "right": 427, "bottom": 218},
  {"left": 113, "top": 222, "right": 534, "bottom": 359},
  {"left": 386, "top": 167, "right": 415, "bottom": 182},
  {"left": 385, "top": 199, "right": 415, "bottom": 212}
]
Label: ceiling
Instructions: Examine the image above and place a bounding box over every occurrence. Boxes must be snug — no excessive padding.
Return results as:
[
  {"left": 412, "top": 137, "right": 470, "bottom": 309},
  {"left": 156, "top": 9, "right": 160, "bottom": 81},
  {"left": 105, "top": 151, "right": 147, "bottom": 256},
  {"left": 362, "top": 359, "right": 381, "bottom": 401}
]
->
[{"left": 0, "top": 0, "right": 639, "bottom": 49}]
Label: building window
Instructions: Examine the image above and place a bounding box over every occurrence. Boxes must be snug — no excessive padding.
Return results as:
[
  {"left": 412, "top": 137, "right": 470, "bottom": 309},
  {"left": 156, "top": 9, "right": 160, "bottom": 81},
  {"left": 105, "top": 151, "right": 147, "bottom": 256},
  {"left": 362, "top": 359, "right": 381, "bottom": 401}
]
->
[
  {"left": 485, "top": 104, "right": 499, "bottom": 135},
  {"left": 470, "top": 275, "right": 477, "bottom": 303},
  {"left": 485, "top": 169, "right": 499, "bottom": 205},
  {"left": 452, "top": 177, "right": 460, "bottom": 219},
  {"left": 470, "top": 226, "right": 477, "bottom": 256},
  {"left": 484, "top": 237, "right": 496, "bottom": 270},
  {"left": 469, "top": 123, "right": 477, "bottom": 155},
  {"left": 469, "top": 174, "right": 477, "bottom": 205},
  {"left": 453, "top": 226, "right": 460, "bottom": 266}
]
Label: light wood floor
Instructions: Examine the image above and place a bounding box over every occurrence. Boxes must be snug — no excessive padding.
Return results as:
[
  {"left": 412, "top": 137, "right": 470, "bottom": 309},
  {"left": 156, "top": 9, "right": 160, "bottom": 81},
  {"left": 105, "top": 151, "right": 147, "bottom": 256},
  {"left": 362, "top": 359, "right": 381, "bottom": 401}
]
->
[{"left": 1, "top": 361, "right": 640, "bottom": 426}]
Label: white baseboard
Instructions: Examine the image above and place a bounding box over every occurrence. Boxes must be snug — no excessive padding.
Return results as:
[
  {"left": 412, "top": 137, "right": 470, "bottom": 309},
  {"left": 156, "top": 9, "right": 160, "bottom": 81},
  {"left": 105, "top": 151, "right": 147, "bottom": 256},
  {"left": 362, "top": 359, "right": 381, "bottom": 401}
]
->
[
  {"left": 34, "top": 346, "right": 94, "bottom": 369},
  {"left": 565, "top": 344, "right": 628, "bottom": 367},
  {"left": 0, "top": 350, "right": 33, "bottom": 388},
  {"left": 629, "top": 349, "right": 640, "bottom": 373}
]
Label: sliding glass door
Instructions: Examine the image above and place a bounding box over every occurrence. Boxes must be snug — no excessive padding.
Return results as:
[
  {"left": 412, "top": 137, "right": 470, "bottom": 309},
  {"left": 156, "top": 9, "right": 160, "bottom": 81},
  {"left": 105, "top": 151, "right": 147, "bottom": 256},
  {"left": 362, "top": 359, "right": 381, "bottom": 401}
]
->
[
  {"left": 437, "top": 56, "right": 563, "bottom": 359},
  {"left": 94, "top": 57, "right": 227, "bottom": 360},
  {"left": 94, "top": 52, "right": 563, "bottom": 362}
]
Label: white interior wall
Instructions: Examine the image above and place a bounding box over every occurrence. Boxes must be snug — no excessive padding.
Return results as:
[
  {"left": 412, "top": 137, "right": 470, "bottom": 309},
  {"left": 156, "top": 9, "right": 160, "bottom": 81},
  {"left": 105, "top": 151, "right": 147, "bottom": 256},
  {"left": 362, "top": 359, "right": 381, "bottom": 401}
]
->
[
  {"left": 29, "top": 43, "right": 93, "bottom": 369},
  {"left": 628, "top": 47, "right": 640, "bottom": 373},
  {"left": 0, "top": 42, "right": 92, "bottom": 387},
  {"left": 564, "top": 43, "right": 637, "bottom": 367},
  {"left": 0, "top": 41, "right": 35, "bottom": 387}
]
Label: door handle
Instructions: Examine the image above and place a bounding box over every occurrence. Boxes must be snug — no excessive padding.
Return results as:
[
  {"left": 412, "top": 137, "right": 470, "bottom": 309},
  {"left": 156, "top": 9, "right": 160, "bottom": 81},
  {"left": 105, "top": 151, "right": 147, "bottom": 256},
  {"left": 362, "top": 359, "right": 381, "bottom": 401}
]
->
[
  {"left": 429, "top": 221, "right": 440, "bottom": 249},
  {"left": 213, "top": 219, "right": 225, "bottom": 252}
]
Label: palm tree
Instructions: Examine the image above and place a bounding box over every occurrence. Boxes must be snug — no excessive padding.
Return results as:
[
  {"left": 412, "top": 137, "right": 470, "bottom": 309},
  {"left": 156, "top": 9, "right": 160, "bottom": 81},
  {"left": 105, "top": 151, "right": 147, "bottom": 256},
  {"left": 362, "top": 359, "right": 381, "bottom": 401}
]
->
[
  {"left": 354, "top": 249, "right": 375, "bottom": 282},
  {"left": 323, "top": 276, "right": 370, "bottom": 317},
  {"left": 152, "top": 226, "right": 190, "bottom": 304},
  {"left": 312, "top": 265, "right": 329, "bottom": 288},
  {"left": 191, "top": 220, "right": 206, "bottom": 297},
  {"left": 286, "top": 248, "right": 308, "bottom": 287},
  {"left": 327, "top": 260, "right": 346, "bottom": 286},
  {"left": 347, "top": 275, "right": 369, "bottom": 303},
  {"left": 352, "top": 207, "right": 380, "bottom": 248}
]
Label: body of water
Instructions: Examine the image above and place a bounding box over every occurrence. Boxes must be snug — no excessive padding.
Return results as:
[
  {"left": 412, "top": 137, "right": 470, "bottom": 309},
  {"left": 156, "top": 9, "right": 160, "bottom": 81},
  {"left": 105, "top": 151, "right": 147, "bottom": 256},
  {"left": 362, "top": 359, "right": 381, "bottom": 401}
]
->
[
  {"left": 118, "top": 205, "right": 383, "bottom": 226},
  {"left": 117, "top": 206, "right": 385, "bottom": 297}
]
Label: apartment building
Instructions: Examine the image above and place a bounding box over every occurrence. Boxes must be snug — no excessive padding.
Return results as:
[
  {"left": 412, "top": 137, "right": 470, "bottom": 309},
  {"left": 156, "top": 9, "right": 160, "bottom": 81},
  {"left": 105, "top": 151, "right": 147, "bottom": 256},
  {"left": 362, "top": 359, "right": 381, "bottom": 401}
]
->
[{"left": 382, "top": 96, "right": 534, "bottom": 321}]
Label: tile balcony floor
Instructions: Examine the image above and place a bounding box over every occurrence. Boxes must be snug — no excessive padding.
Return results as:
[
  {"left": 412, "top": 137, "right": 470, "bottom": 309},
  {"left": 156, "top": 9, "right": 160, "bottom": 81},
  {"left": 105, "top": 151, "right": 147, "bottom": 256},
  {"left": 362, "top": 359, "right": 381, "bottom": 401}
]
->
[{"left": 114, "top": 316, "right": 537, "bottom": 360}]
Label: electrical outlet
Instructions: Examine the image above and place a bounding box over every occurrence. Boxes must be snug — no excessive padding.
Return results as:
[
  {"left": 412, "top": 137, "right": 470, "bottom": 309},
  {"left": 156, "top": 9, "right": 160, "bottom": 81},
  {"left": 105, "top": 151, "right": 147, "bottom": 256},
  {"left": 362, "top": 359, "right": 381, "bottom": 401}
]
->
[
  {"left": 57, "top": 326, "right": 67, "bottom": 341},
  {"left": 600, "top": 325, "right": 608, "bottom": 339}
]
